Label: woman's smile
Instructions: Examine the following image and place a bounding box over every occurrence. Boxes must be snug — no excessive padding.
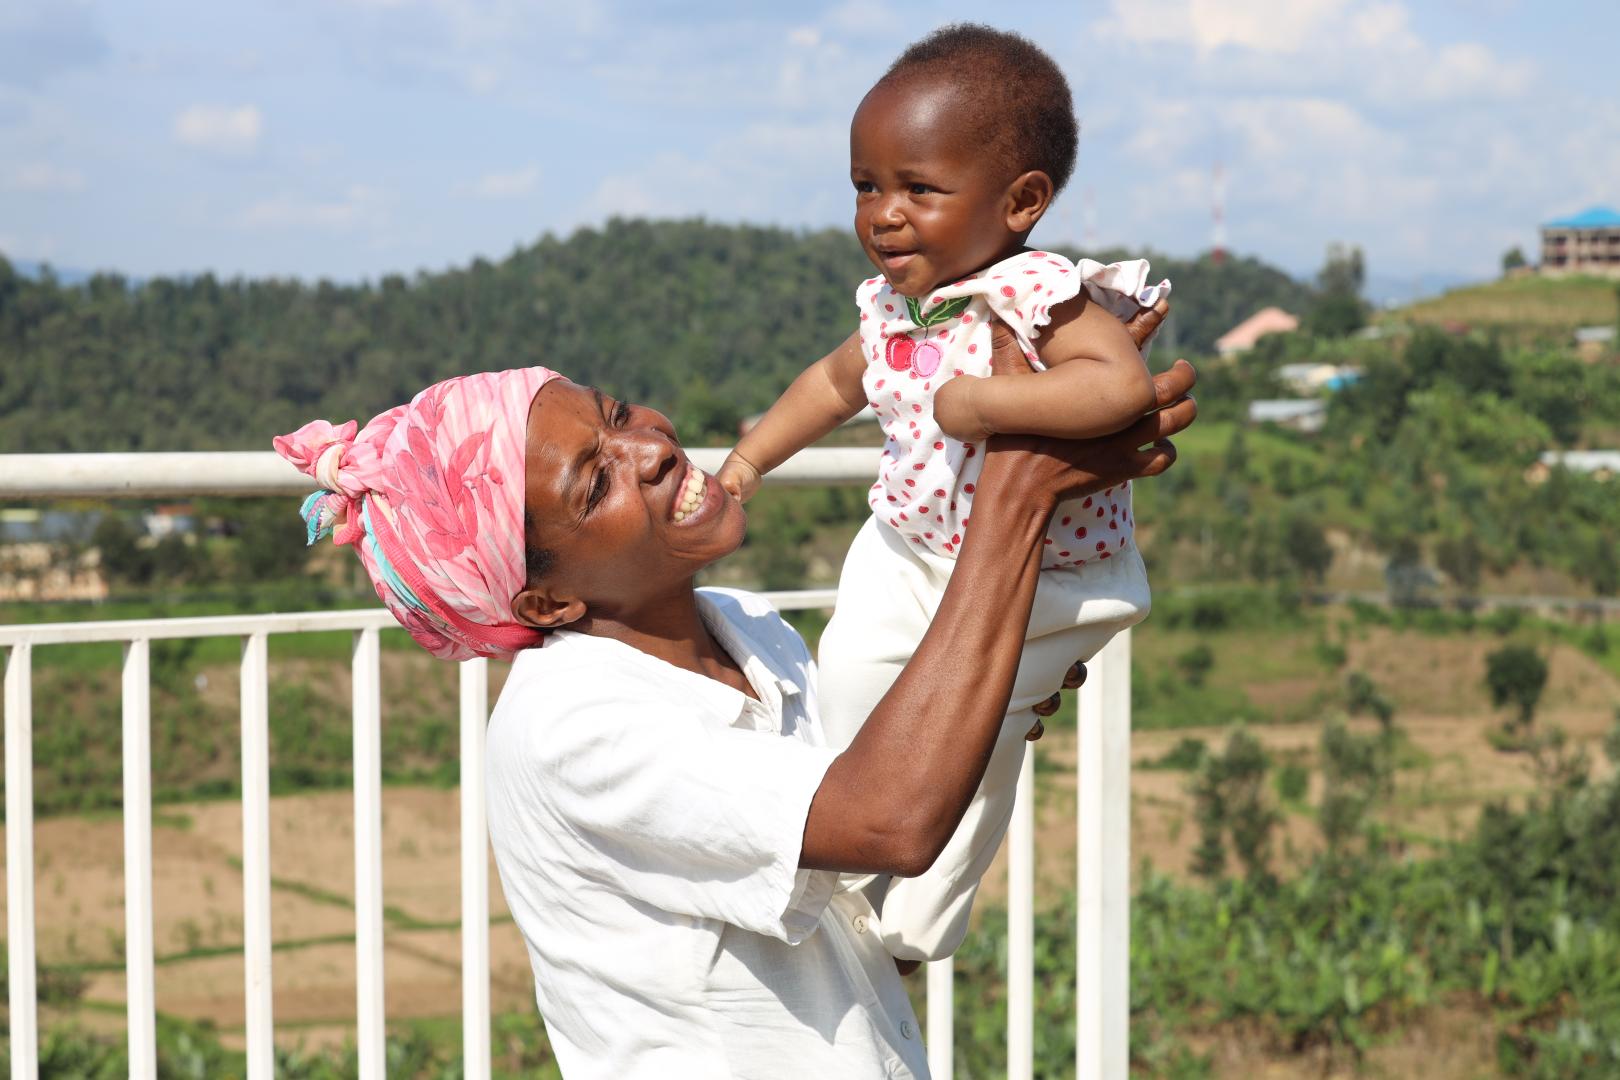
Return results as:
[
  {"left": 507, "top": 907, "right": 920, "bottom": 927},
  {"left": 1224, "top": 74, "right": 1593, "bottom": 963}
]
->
[{"left": 671, "top": 463, "right": 716, "bottom": 526}]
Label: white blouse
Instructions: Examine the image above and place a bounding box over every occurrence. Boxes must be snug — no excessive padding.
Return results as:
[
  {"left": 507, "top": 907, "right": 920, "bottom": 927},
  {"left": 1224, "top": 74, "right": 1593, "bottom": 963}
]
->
[
  {"left": 857, "top": 249, "right": 1169, "bottom": 569},
  {"left": 486, "top": 587, "right": 929, "bottom": 1079}
]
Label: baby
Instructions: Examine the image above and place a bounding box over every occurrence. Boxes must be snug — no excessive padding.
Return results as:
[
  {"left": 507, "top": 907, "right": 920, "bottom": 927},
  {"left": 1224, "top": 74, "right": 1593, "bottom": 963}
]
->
[{"left": 719, "top": 24, "right": 1170, "bottom": 962}]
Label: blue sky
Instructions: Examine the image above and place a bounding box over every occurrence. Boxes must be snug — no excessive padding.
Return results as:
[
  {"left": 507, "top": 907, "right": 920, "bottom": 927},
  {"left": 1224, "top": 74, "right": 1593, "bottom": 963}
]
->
[{"left": 2, "top": 0, "right": 1617, "bottom": 288}]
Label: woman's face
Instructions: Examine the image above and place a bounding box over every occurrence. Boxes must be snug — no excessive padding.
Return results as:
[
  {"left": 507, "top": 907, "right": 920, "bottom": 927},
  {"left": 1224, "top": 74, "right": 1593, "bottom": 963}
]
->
[{"left": 516, "top": 380, "right": 745, "bottom": 628}]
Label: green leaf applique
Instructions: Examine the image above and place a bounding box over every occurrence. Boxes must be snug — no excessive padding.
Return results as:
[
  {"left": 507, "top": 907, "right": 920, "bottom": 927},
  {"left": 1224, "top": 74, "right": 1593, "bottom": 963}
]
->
[{"left": 904, "top": 294, "right": 972, "bottom": 329}]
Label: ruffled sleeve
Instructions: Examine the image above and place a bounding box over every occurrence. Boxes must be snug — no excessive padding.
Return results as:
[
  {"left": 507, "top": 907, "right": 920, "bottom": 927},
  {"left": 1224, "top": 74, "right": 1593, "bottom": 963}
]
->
[
  {"left": 976, "top": 250, "right": 1084, "bottom": 365},
  {"left": 979, "top": 251, "right": 1172, "bottom": 367},
  {"left": 1075, "top": 258, "right": 1173, "bottom": 353}
]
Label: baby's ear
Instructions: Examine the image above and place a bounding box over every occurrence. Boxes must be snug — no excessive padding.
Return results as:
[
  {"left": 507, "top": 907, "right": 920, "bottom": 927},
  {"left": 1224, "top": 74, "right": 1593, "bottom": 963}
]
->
[{"left": 1004, "top": 170, "right": 1054, "bottom": 233}]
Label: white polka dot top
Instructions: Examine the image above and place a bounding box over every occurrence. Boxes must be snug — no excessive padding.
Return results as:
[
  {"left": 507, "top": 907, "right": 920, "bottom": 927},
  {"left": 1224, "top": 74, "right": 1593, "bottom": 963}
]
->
[{"left": 857, "top": 249, "right": 1170, "bottom": 569}]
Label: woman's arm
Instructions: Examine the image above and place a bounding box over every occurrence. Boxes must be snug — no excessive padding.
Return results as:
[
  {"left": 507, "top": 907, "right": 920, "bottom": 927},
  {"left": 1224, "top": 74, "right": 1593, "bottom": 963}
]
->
[
  {"left": 933, "top": 292, "right": 1157, "bottom": 443},
  {"left": 800, "top": 332, "right": 1196, "bottom": 877},
  {"left": 719, "top": 332, "right": 868, "bottom": 502}
]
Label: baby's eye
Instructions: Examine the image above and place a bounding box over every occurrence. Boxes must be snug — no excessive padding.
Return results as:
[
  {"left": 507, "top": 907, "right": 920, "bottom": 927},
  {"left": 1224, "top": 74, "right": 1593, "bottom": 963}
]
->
[
  {"left": 853, "top": 179, "right": 876, "bottom": 194},
  {"left": 909, "top": 183, "right": 934, "bottom": 196}
]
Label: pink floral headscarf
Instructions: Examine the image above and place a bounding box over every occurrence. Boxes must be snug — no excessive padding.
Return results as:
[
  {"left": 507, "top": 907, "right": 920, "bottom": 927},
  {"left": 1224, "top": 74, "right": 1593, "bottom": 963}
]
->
[{"left": 274, "top": 367, "right": 563, "bottom": 662}]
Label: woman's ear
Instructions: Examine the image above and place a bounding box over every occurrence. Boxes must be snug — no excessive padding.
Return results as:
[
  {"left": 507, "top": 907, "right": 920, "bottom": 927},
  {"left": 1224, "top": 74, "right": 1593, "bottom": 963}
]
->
[
  {"left": 1003, "top": 170, "right": 1055, "bottom": 235},
  {"left": 511, "top": 586, "right": 587, "bottom": 631}
]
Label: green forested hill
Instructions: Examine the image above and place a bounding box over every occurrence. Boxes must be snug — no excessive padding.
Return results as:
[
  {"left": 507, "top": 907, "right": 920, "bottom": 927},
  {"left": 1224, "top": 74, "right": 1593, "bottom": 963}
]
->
[{"left": 0, "top": 219, "right": 1309, "bottom": 451}]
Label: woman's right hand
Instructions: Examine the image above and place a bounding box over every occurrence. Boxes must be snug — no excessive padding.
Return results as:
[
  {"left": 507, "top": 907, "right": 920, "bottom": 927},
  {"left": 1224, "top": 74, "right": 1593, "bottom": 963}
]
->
[{"left": 980, "top": 315, "right": 1197, "bottom": 512}]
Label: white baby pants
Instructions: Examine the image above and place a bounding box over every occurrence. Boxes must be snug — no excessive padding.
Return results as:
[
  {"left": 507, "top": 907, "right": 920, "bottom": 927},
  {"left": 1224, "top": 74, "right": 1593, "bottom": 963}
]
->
[{"left": 817, "top": 515, "right": 1151, "bottom": 962}]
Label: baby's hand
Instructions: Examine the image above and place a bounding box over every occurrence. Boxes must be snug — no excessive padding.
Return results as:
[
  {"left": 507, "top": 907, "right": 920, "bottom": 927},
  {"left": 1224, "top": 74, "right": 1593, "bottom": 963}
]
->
[
  {"left": 718, "top": 452, "right": 763, "bottom": 503},
  {"left": 933, "top": 377, "right": 993, "bottom": 443}
]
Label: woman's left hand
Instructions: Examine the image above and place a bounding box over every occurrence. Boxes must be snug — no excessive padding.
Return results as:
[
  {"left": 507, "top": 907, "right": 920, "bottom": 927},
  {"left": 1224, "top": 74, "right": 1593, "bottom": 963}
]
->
[{"left": 1026, "top": 659, "right": 1087, "bottom": 740}]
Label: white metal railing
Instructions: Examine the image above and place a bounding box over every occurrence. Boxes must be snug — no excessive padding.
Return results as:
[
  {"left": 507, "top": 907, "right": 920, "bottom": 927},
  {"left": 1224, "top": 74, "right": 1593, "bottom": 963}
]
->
[{"left": 1, "top": 449, "right": 1131, "bottom": 1080}]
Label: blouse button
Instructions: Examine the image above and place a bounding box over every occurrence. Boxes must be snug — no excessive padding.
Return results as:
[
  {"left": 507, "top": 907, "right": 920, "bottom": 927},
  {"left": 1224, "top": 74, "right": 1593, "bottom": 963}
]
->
[
  {"left": 852, "top": 914, "right": 869, "bottom": 934},
  {"left": 900, "top": 1020, "right": 915, "bottom": 1039}
]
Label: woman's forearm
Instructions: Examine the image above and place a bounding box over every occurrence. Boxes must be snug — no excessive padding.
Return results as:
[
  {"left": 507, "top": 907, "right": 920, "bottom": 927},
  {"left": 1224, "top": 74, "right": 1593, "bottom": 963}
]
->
[{"left": 800, "top": 453, "right": 1052, "bottom": 876}]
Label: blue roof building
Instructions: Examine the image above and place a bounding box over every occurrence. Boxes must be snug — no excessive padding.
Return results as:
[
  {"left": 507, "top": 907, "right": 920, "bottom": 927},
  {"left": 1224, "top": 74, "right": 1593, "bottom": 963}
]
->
[{"left": 1541, "top": 205, "right": 1620, "bottom": 278}]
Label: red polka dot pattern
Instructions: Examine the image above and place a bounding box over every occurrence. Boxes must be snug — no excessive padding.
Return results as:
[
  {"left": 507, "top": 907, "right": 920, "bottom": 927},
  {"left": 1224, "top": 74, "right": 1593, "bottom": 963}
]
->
[{"left": 854, "top": 248, "right": 1139, "bottom": 569}]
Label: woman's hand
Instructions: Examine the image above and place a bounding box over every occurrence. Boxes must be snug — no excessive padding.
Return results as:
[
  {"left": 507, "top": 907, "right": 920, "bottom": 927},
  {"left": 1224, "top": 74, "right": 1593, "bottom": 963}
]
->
[
  {"left": 1025, "top": 659, "right": 1087, "bottom": 741},
  {"left": 980, "top": 312, "right": 1196, "bottom": 512},
  {"left": 986, "top": 298, "right": 1187, "bottom": 726}
]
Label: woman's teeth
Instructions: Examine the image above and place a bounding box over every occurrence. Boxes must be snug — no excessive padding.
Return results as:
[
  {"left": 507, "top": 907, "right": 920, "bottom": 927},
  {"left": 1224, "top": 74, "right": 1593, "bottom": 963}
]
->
[{"left": 674, "top": 469, "right": 706, "bottom": 522}]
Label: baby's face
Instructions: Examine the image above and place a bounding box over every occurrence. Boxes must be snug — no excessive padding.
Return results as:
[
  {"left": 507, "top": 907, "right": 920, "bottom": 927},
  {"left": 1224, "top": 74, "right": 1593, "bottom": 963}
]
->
[{"left": 850, "top": 79, "right": 1022, "bottom": 298}]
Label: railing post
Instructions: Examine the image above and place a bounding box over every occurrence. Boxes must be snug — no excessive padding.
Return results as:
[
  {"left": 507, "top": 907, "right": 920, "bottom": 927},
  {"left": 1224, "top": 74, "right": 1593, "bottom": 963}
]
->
[
  {"left": 240, "top": 633, "right": 275, "bottom": 1079},
  {"left": 459, "top": 658, "right": 492, "bottom": 1080},
  {"left": 1077, "top": 628, "right": 1131, "bottom": 1080},
  {"left": 926, "top": 958, "right": 953, "bottom": 1080},
  {"left": 6, "top": 643, "right": 39, "bottom": 1080},
  {"left": 352, "top": 627, "right": 386, "bottom": 1078},
  {"left": 122, "top": 638, "right": 157, "bottom": 1079},
  {"left": 1007, "top": 746, "right": 1035, "bottom": 1080}
]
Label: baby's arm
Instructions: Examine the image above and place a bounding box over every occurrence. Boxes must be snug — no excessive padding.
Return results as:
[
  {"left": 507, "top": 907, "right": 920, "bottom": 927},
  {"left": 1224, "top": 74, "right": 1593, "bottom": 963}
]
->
[
  {"left": 719, "top": 331, "right": 868, "bottom": 502},
  {"left": 933, "top": 292, "right": 1156, "bottom": 443}
]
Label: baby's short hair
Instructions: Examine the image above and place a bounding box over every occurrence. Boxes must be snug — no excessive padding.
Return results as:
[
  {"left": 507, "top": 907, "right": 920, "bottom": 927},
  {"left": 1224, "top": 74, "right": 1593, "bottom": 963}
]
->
[{"left": 879, "top": 24, "right": 1078, "bottom": 195}]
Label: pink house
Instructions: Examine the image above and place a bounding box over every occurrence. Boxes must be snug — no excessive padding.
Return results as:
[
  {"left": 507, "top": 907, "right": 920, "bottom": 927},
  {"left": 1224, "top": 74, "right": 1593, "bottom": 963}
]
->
[{"left": 1215, "top": 307, "right": 1300, "bottom": 357}]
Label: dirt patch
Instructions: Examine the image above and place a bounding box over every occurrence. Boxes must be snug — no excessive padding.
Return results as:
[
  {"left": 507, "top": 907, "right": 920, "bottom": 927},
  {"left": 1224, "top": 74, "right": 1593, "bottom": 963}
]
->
[
  {"left": 1176, "top": 997, "right": 1500, "bottom": 1078},
  {"left": 1344, "top": 632, "right": 1616, "bottom": 718}
]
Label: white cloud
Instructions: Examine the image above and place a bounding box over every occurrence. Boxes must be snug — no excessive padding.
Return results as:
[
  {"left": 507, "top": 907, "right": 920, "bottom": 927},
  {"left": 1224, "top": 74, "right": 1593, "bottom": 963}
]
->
[
  {"left": 461, "top": 164, "right": 539, "bottom": 198},
  {"left": 173, "top": 104, "right": 262, "bottom": 155},
  {"left": 239, "top": 185, "right": 389, "bottom": 232},
  {"left": 0, "top": 232, "right": 58, "bottom": 260},
  {"left": 1099, "top": 0, "right": 1349, "bottom": 55},
  {"left": 6, "top": 161, "right": 86, "bottom": 192},
  {"left": 1095, "top": 0, "right": 1532, "bottom": 105},
  {"left": 578, "top": 120, "right": 846, "bottom": 226}
]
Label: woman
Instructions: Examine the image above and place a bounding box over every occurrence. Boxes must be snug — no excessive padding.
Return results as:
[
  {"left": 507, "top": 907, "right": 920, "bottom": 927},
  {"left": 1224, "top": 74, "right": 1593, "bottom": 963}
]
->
[{"left": 274, "top": 317, "right": 1195, "bottom": 1079}]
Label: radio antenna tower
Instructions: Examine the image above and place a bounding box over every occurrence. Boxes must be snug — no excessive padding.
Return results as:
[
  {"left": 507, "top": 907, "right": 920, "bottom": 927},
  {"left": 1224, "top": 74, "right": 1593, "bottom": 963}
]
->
[{"left": 1211, "top": 159, "right": 1227, "bottom": 265}]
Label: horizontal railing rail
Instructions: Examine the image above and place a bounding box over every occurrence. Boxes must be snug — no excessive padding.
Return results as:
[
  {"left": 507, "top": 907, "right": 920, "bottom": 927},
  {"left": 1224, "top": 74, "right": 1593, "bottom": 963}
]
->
[
  {"left": 0, "top": 448, "right": 881, "bottom": 499},
  {"left": 0, "top": 447, "right": 1130, "bottom": 1080}
]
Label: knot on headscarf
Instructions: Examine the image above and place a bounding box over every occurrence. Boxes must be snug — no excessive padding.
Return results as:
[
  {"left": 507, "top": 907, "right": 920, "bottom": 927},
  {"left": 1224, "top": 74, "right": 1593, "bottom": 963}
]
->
[
  {"left": 274, "top": 367, "right": 564, "bottom": 662},
  {"left": 274, "top": 419, "right": 370, "bottom": 546}
]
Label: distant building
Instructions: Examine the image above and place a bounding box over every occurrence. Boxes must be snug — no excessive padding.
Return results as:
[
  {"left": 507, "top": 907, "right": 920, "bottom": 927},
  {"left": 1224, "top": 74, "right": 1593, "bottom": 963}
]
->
[
  {"left": 1215, "top": 307, "right": 1299, "bottom": 357},
  {"left": 1535, "top": 449, "right": 1620, "bottom": 482},
  {"left": 142, "top": 503, "right": 197, "bottom": 539},
  {"left": 1248, "top": 399, "right": 1326, "bottom": 433},
  {"left": 1540, "top": 206, "right": 1620, "bottom": 278},
  {"left": 1575, "top": 324, "right": 1618, "bottom": 362},
  {"left": 1275, "top": 363, "right": 1362, "bottom": 394}
]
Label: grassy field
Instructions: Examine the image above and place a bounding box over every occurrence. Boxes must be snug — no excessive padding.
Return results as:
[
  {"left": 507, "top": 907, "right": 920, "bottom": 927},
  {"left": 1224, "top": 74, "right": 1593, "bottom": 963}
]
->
[{"left": 1394, "top": 274, "right": 1619, "bottom": 339}]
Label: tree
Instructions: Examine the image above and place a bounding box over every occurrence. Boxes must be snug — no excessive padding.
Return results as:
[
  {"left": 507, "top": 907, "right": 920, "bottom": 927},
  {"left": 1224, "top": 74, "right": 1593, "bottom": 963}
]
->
[
  {"left": 1318, "top": 718, "right": 1386, "bottom": 860},
  {"left": 220, "top": 500, "right": 313, "bottom": 581},
  {"left": 1306, "top": 243, "right": 1367, "bottom": 338},
  {"left": 1188, "top": 728, "right": 1278, "bottom": 885},
  {"left": 1501, "top": 246, "right": 1527, "bottom": 274},
  {"left": 91, "top": 512, "right": 153, "bottom": 587},
  {"left": 150, "top": 533, "right": 202, "bottom": 583},
  {"left": 1282, "top": 513, "right": 1334, "bottom": 583},
  {"left": 1485, "top": 643, "right": 1549, "bottom": 733},
  {"left": 1435, "top": 530, "right": 1484, "bottom": 592},
  {"left": 1175, "top": 643, "right": 1214, "bottom": 688}
]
